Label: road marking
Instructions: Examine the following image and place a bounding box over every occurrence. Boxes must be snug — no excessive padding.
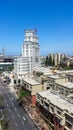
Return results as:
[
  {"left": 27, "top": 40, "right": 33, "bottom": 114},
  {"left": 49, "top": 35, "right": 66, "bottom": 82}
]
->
[
  {"left": 21, "top": 121, "right": 24, "bottom": 125},
  {"left": 14, "top": 107, "right": 17, "bottom": 111},
  {"left": 15, "top": 122, "right": 18, "bottom": 127},
  {"left": 17, "top": 114, "right": 20, "bottom": 118},
  {"left": 11, "top": 97, "right": 14, "bottom": 100},
  {"left": 12, "top": 115, "right": 14, "bottom": 119}
]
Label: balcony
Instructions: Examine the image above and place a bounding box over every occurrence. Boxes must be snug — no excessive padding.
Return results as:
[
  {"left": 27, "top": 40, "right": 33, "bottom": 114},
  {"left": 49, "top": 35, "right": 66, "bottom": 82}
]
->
[{"left": 54, "top": 114, "right": 65, "bottom": 126}]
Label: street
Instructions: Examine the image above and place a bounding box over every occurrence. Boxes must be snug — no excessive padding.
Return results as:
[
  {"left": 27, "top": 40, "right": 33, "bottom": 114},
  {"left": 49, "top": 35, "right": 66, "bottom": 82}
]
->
[{"left": 0, "top": 79, "right": 38, "bottom": 130}]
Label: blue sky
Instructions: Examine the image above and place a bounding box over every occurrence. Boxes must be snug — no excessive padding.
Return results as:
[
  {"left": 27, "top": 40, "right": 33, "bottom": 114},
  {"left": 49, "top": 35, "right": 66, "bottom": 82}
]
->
[{"left": 0, "top": 0, "right": 73, "bottom": 56}]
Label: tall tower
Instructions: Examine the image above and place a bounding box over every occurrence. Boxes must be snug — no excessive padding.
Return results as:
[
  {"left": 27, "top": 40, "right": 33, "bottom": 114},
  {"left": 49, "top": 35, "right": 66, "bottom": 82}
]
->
[
  {"left": 22, "top": 29, "right": 40, "bottom": 68},
  {"left": 14, "top": 29, "right": 40, "bottom": 78}
]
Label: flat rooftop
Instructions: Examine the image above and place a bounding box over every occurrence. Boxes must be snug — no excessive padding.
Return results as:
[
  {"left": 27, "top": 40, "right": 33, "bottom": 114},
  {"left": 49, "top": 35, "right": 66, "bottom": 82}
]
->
[
  {"left": 23, "top": 78, "right": 40, "bottom": 85},
  {"left": 34, "top": 67, "right": 53, "bottom": 75},
  {"left": 66, "top": 73, "right": 73, "bottom": 76},
  {"left": 48, "top": 75, "right": 65, "bottom": 79},
  {"left": 62, "top": 70, "right": 73, "bottom": 74},
  {"left": 58, "top": 82, "right": 73, "bottom": 89},
  {"left": 38, "top": 90, "right": 73, "bottom": 113}
]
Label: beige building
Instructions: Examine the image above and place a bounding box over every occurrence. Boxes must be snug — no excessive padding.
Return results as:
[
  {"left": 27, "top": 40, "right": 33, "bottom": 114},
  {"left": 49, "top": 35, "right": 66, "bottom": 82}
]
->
[
  {"left": 36, "top": 72, "right": 73, "bottom": 130},
  {"left": 66, "top": 73, "right": 73, "bottom": 82},
  {"left": 36, "top": 90, "right": 73, "bottom": 130},
  {"left": 33, "top": 67, "right": 53, "bottom": 83},
  {"left": 44, "top": 75, "right": 68, "bottom": 91},
  {"left": 54, "top": 82, "right": 73, "bottom": 99},
  {"left": 22, "top": 77, "right": 43, "bottom": 106}
]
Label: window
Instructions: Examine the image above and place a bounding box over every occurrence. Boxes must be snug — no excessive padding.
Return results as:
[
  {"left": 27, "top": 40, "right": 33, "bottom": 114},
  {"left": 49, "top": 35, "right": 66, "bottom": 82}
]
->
[
  {"left": 65, "top": 90, "right": 69, "bottom": 96},
  {"left": 57, "top": 110, "right": 61, "bottom": 115},
  {"left": 50, "top": 106, "right": 54, "bottom": 113},
  {"left": 47, "top": 87, "right": 50, "bottom": 90},
  {"left": 30, "top": 86, "right": 32, "bottom": 89},
  {"left": 41, "top": 100, "right": 43, "bottom": 104},
  {"left": 14, "top": 79, "right": 16, "bottom": 84},
  {"left": 66, "top": 121, "right": 72, "bottom": 129}
]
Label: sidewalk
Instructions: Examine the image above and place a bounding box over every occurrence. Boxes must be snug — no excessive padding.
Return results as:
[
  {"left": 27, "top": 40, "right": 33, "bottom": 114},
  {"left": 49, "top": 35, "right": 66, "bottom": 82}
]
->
[{"left": 22, "top": 98, "right": 52, "bottom": 130}]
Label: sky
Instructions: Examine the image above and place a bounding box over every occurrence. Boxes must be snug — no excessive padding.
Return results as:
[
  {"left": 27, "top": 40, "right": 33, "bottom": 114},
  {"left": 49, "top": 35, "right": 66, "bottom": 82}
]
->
[{"left": 0, "top": 0, "right": 73, "bottom": 56}]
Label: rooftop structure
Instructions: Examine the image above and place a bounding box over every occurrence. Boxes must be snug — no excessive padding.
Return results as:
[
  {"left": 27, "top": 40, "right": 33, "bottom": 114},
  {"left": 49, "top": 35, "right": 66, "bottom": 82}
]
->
[
  {"left": 58, "top": 82, "right": 73, "bottom": 89},
  {"left": 23, "top": 77, "right": 40, "bottom": 86},
  {"left": 38, "top": 90, "right": 73, "bottom": 113}
]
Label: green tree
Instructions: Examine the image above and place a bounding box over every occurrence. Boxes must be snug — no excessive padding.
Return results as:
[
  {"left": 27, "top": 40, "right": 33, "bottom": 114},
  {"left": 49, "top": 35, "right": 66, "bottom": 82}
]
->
[
  {"left": 19, "top": 89, "right": 30, "bottom": 101},
  {"left": 45, "top": 56, "right": 49, "bottom": 66},
  {"left": 45, "top": 55, "right": 55, "bottom": 66},
  {"left": 48, "top": 55, "right": 52, "bottom": 65}
]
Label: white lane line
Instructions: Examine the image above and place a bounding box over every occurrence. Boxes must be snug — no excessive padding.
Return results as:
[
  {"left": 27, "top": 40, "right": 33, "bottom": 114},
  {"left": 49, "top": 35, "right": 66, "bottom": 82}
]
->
[
  {"left": 12, "top": 115, "right": 14, "bottom": 119},
  {"left": 15, "top": 122, "right": 18, "bottom": 127},
  {"left": 17, "top": 114, "right": 20, "bottom": 118},
  {"left": 11, "top": 97, "right": 14, "bottom": 100},
  {"left": 21, "top": 121, "right": 24, "bottom": 125},
  {"left": 14, "top": 107, "right": 17, "bottom": 111}
]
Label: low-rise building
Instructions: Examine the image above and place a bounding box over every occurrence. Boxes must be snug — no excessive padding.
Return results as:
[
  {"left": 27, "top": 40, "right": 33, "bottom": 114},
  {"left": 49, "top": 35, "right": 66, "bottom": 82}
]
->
[
  {"left": 22, "top": 77, "right": 42, "bottom": 106},
  {"left": 54, "top": 82, "right": 73, "bottom": 99},
  {"left": 66, "top": 73, "right": 73, "bottom": 82},
  {"left": 46, "top": 75, "right": 68, "bottom": 91},
  {"left": 33, "top": 67, "right": 53, "bottom": 83},
  {"left": 36, "top": 90, "right": 73, "bottom": 130}
]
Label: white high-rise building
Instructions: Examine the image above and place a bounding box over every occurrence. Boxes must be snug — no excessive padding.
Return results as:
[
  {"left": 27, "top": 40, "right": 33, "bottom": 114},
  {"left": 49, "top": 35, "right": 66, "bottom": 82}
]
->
[
  {"left": 22, "top": 30, "right": 40, "bottom": 68},
  {"left": 14, "top": 29, "right": 40, "bottom": 77}
]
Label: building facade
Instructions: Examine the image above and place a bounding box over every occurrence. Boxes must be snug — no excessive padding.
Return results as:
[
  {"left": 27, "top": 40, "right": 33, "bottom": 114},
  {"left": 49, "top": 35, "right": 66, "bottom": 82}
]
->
[
  {"left": 14, "top": 29, "right": 40, "bottom": 78},
  {"left": 36, "top": 90, "right": 73, "bottom": 130},
  {"left": 48, "top": 53, "right": 66, "bottom": 66},
  {"left": 36, "top": 74, "right": 73, "bottom": 130},
  {"left": 22, "top": 30, "right": 40, "bottom": 68}
]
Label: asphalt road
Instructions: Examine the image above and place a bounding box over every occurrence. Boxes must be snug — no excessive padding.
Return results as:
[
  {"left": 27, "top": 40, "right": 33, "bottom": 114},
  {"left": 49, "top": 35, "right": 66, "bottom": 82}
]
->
[{"left": 0, "top": 79, "right": 38, "bottom": 130}]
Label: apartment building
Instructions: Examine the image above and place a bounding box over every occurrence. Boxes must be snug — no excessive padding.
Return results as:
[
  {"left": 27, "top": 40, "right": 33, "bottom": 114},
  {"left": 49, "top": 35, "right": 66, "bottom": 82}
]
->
[
  {"left": 22, "top": 29, "right": 40, "bottom": 68},
  {"left": 54, "top": 82, "right": 73, "bottom": 98},
  {"left": 33, "top": 67, "right": 53, "bottom": 83},
  {"left": 45, "top": 75, "right": 68, "bottom": 91},
  {"left": 66, "top": 73, "right": 73, "bottom": 82},
  {"left": 14, "top": 56, "right": 32, "bottom": 77},
  {"left": 36, "top": 90, "right": 73, "bottom": 130},
  {"left": 14, "top": 29, "right": 40, "bottom": 78},
  {"left": 48, "top": 53, "right": 66, "bottom": 66},
  {"left": 36, "top": 72, "right": 73, "bottom": 130},
  {"left": 22, "top": 77, "right": 42, "bottom": 106}
]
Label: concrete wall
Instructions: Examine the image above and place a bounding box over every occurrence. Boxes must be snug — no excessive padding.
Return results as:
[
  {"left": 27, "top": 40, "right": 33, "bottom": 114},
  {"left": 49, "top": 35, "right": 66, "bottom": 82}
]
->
[{"left": 32, "top": 84, "right": 43, "bottom": 95}]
